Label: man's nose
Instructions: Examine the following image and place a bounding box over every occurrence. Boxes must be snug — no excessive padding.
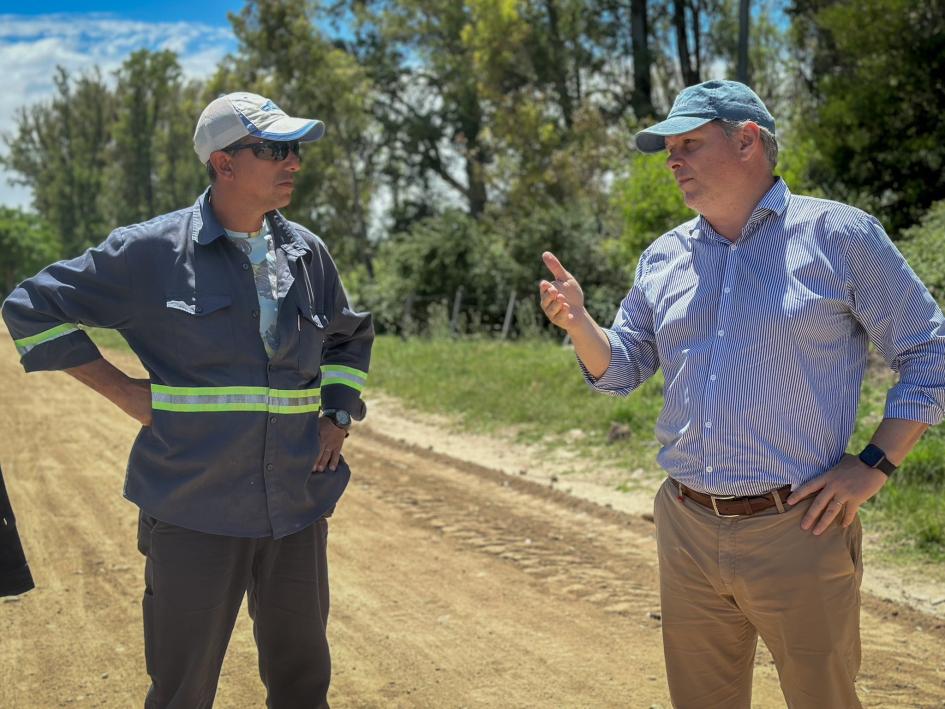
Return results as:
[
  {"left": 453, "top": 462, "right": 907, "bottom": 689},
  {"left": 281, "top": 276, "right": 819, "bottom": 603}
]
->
[
  {"left": 666, "top": 151, "right": 682, "bottom": 171},
  {"left": 285, "top": 151, "right": 302, "bottom": 171}
]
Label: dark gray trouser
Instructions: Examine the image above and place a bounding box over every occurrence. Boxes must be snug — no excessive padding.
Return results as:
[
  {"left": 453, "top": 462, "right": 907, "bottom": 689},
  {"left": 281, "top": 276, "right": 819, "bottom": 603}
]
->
[{"left": 137, "top": 513, "right": 331, "bottom": 709}]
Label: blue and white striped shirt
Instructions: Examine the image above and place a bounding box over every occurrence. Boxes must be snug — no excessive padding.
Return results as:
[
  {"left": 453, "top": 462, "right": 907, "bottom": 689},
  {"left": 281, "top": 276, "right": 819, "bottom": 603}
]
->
[{"left": 585, "top": 179, "right": 945, "bottom": 496}]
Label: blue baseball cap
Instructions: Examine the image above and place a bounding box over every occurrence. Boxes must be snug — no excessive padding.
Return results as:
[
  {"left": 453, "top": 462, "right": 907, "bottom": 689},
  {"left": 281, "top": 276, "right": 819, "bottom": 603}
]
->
[{"left": 634, "top": 80, "right": 776, "bottom": 154}]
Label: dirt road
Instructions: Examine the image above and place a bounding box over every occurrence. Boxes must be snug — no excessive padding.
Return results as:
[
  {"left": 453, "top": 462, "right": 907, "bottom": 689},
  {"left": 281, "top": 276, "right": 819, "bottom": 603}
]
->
[{"left": 1, "top": 337, "right": 944, "bottom": 708}]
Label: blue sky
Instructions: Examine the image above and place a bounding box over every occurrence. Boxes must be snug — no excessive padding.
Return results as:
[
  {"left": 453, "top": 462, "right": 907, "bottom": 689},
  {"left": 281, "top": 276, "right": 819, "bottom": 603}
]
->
[
  {"left": 0, "top": 4, "right": 244, "bottom": 208},
  {"left": 0, "top": 1, "right": 245, "bottom": 26}
]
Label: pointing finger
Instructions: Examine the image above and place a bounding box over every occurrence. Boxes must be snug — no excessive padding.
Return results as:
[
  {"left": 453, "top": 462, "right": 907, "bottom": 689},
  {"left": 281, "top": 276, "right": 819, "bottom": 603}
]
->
[{"left": 542, "top": 251, "right": 572, "bottom": 282}]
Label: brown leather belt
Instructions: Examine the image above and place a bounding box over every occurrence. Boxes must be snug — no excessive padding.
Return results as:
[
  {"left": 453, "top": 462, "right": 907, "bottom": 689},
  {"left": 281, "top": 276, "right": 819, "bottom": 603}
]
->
[{"left": 676, "top": 481, "right": 792, "bottom": 517}]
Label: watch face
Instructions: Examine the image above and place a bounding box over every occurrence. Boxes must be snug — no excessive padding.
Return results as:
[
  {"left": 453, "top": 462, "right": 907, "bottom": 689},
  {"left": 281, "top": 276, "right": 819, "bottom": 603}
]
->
[
  {"left": 860, "top": 445, "right": 884, "bottom": 467},
  {"left": 334, "top": 410, "right": 352, "bottom": 427}
]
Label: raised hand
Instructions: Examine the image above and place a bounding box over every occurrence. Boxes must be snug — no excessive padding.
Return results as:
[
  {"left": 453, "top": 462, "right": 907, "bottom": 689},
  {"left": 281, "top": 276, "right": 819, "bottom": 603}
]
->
[{"left": 539, "top": 251, "right": 585, "bottom": 331}]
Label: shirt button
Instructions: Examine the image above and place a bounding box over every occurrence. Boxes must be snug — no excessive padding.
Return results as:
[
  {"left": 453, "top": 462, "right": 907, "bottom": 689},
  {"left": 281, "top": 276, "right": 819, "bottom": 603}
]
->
[
  {"left": 270, "top": 417, "right": 277, "bottom": 424},
  {"left": 252, "top": 310, "right": 259, "bottom": 318},
  {"left": 195, "top": 306, "right": 203, "bottom": 314},
  {"left": 705, "top": 466, "right": 713, "bottom": 473},
  {"left": 724, "top": 287, "right": 731, "bottom": 294},
  {"left": 717, "top": 330, "right": 724, "bottom": 337},
  {"left": 710, "top": 374, "right": 717, "bottom": 381},
  {"left": 266, "top": 463, "right": 274, "bottom": 471},
  {"left": 730, "top": 244, "right": 737, "bottom": 250},
  {"left": 705, "top": 421, "right": 712, "bottom": 428},
  {"left": 242, "top": 263, "right": 250, "bottom": 270}
]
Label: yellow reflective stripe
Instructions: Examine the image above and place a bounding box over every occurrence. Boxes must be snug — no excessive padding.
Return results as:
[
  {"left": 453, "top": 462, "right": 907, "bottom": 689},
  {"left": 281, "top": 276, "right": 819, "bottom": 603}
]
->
[
  {"left": 14, "top": 324, "right": 79, "bottom": 355},
  {"left": 320, "top": 364, "right": 367, "bottom": 392},
  {"left": 151, "top": 385, "right": 320, "bottom": 414},
  {"left": 151, "top": 384, "right": 271, "bottom": 396}
]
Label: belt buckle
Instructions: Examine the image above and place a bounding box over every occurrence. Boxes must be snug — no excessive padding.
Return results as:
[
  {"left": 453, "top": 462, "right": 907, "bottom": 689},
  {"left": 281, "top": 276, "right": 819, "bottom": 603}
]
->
[{"left": 710, "top": 494, "right": 740, "bottom": 518}]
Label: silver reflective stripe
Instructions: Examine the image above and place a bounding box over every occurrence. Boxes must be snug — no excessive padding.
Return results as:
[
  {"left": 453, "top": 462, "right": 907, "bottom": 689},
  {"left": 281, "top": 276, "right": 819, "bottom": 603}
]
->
[
  {"left": 152, "top": 393, "right": 268, "bottom": 406},
  {"left": 268, "top": 396, "right": 321, "bottom": 407}
]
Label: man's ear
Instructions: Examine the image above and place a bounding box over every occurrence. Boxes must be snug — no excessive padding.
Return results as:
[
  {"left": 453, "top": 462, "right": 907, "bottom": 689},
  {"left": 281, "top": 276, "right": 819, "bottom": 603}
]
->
[
  {"left": 738, "top": 122, "right": 761, "bottom": 161},
  {"left": 209, "top": 151, "right": 235, "bottom": 180}
]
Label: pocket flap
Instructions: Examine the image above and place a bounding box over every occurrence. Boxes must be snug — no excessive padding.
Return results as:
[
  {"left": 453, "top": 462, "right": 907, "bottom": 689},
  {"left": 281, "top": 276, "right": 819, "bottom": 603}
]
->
[
  {"left": 165, "top": 294, "right": 232, "bottom": 316},
  {"left": 298, "top": 304, "right": 329, "bottom": 329}
]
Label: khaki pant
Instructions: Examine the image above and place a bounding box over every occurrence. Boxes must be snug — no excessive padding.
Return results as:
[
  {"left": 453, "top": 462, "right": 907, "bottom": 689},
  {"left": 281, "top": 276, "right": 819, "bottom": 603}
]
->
[{"left": 654, "top": 478, "right": 863, "bottom": 709}]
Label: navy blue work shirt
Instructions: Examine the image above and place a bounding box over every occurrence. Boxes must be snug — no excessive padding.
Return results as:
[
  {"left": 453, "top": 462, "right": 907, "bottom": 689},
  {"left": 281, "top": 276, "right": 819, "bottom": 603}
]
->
[{"left": 2, "top": 188, "right": 374, "bottom": 538}]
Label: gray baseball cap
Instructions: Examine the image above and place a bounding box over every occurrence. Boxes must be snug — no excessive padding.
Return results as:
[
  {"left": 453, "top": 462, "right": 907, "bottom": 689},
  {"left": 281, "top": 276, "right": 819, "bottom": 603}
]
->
[
  {"left": 193, "top": 92, "right": 325, "bottom": 164},
  {"left": 634, "top": 80, "right": 775, "bottom": 154}
]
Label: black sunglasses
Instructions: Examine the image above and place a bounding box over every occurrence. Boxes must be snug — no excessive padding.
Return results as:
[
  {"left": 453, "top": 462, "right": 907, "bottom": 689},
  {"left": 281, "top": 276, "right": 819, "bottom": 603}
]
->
[{"left": 223, "top": 139, "right": 301, "bottom": 162}]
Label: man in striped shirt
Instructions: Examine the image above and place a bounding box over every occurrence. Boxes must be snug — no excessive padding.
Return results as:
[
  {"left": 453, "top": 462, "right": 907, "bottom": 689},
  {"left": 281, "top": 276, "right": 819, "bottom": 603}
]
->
[{"left": 540, "top": 80, "right": 945, "bottom": 708}]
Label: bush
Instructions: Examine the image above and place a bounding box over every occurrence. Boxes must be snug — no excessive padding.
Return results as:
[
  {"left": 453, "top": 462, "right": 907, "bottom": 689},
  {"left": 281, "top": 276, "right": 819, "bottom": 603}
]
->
[
  {"left": 897, "top": 200, "right": 945, "bottom": 307},
  {"left": 363, "top": 199, "right": 632, "bottom": 335},
  {"left": 0, "top": 207, "right": 61, "bottom": 296},
  {"left": 612, "top": 151, "right": 692, "bottom": 266}
]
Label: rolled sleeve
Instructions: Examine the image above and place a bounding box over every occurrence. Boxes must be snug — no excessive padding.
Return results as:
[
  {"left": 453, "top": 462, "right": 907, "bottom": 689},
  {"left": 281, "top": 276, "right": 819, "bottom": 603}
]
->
[
  {"left": 848, "top": 215, "right": 945, "bottom": 425},
  {"left": 318, "top": 257, "right": 374, "bottom": 420},
  {"left": 2, "top": 229, "right": 133, "bottom": 372},
  {"left": 17, "top": 328, "right": 103, "bottom": 373},
  {"left": 579, "top": 254, "right": 659, "bottom": 396}
]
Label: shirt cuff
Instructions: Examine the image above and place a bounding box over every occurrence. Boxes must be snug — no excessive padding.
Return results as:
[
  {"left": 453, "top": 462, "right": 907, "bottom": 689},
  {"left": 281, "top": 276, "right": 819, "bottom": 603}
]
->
[
  {"left": 884, "top": 386, "right": 945, "bottom": 427},
  {"left": 18, "top": 330, "right": 103, "bottom": 373},
  {"left": 577, "top": 328, "right": 634, "bottom": 393}
]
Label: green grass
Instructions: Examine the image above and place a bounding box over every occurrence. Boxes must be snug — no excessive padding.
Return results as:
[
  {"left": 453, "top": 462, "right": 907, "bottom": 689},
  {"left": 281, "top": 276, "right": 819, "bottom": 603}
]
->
[
  {"left": 370, "top": 335, "right": 944, "bottom": 563},
  {"left": 370, "top": 335, "right": 665, "bottom": 468},
  {"left": 85, "top": 326, "right": 130, "bottom": 352}
]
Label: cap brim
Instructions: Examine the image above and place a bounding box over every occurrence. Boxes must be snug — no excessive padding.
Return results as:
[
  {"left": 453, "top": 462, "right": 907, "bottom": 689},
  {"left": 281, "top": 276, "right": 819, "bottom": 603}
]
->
[
  {"left": 250, "top": 115, "right": 326, "bottom": 143},
  {"left": 633, "top": 115, "right": 714, "bottom": 153}
]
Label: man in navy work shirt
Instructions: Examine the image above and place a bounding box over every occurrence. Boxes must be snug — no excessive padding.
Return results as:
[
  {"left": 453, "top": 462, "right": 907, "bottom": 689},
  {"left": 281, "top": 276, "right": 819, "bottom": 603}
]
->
[
  {"left": 2, "top": 91, "right": 373, "bottom": 708},
  {"left": 539, "top": 80, "right": 945, "bottom": 708}
]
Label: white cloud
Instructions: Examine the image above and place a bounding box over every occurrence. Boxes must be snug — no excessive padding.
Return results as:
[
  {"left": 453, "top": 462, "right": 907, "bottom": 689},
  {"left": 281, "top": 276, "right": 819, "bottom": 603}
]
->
[{"left": 0, "top": 14, "right": 237, "bottom": 209}]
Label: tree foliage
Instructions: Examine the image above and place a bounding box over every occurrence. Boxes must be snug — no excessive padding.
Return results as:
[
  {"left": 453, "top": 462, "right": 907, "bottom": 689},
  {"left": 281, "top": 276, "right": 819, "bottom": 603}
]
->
[
  {"left": 108, "top": 50, "right": 206, "bottom": 226},
  {"left": 788, "top": 0, "right": 945, "bottom": 232},
  {"left": 897, "top": 201, "right": 945, "bottom": 308},
  {"left": 5, "top": 0, "right": 940, "bottom": 335},
  {"left": 0, "top": 207, "right": 60, "bottom": 295},
  {"left": 221, "top": 0, "right": 380, "bottom": 275},
  {"left": 4, "top": 68, "right": 112, "bottom": 256}
]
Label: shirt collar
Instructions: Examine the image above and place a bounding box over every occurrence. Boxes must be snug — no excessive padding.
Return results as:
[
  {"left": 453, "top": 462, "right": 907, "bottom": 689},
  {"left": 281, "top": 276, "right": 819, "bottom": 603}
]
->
[
  {"left": 190, "top": 187, "right": 311, "bottom": 255},
  {"left": 687, "top": 177, "right": 791, "bottom": 241}
]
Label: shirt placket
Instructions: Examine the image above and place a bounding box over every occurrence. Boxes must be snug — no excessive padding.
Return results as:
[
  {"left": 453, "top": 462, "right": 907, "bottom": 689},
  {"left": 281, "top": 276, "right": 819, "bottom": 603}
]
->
[{"left": 702, "top": 238, "right": 740, "bottom": 490}]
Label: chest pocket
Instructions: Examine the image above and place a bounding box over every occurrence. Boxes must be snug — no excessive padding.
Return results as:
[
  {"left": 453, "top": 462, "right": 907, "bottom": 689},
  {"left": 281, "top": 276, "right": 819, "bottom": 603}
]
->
[
  {"left": 164, "top": 293, "right": 236, "bottom": 366},
  {"left": 297, "top": 305, "right": 328, "bottom": 376}
]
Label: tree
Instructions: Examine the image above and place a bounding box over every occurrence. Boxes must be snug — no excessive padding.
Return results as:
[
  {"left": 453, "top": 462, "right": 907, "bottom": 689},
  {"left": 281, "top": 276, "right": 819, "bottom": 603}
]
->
[
  {"left": 737, "top": 0, "right": 750, "bottom": 83},
  {"left": 0, "top": 207, "right": 60, "bottom": 295},
  {"left": 108, "top": 50, "right": 206, "bottom": 225},
  {"left": 788, "top": 0, "right": 945, "bottom": 232},
  {"left": 3, "top": 68, "right": 112, "bottom": 256},
  {"left": 222, "top": 0, "right": 380, "bottom": 275}
]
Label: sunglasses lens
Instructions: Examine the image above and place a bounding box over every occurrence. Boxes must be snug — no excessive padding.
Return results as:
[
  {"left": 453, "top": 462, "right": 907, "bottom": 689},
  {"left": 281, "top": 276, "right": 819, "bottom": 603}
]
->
[{"left": 251, "top": 141, "right": 300, "bottom": 161}]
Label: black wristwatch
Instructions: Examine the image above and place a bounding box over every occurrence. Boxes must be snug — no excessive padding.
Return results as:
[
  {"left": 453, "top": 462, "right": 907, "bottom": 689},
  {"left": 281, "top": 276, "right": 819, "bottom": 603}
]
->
[
  {"left": 858, "top": 443, "right": 897, "bottom": 476},
  {"left": 322, "top": 408, "right": 352, "bottom": 431}
]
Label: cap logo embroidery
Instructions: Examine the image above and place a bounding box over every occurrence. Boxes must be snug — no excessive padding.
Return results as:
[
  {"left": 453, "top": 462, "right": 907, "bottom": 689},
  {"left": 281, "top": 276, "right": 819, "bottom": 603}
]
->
[{"left": 260, "top": 100, "right": 280, "bottom": 113}]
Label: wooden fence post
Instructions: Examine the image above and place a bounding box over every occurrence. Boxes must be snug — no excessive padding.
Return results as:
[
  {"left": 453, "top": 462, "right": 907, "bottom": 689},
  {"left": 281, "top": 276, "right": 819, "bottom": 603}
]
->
[
  {"left": 401, "top": 292, "right": 416, "bottom": 338},
  {"left": 450, "top": 286, "right": 464, "bottom": 336},
  {"left": 501, "top": 290, "right": 516, "bottom": 340}
]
